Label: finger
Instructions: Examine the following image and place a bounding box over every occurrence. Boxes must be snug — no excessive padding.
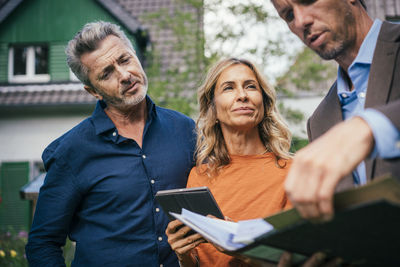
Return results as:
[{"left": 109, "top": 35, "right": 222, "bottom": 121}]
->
[
  {"left": 302, "top": 252, "right": 326, "bottom": 267},
  {"left": 168, "top": 226, "right": 196, "bottom": 246},
  {"left": 285, "top": 152, "right": 318, "bottom": 203},
  {"left": 224, "top": 216, "right": 233, "bottom": 221},
  {"left": 295, "top": 202, "right": 321, "bottom": 221},
  {"left": 175, "top": 238, "right": 204, "bottom": 256},
  {"left": 188, "top": 233, "right": 205, "bottom": 241},
  {"left": 277, "top": 251, "right": 292, "bottom": 267},
  {"left": 166, "top": 219, "right": 184, "bottom": 235},
  {"left": 172, "top": 232, "right": 205, "bottom": 250},
  {"left": 317, "top": 173, "right": 340, "bottom": 221},
  {"left": 175, "top": 225, "right": 194, "bottom": 238}
]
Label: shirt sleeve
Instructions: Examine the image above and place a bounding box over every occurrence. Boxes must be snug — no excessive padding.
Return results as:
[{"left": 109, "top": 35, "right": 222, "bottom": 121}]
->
[
  {"left": 358, "top": 108, "right": 400, "bottom": 158},
  {"left": 25, "top": 155, "right": 82, "bottom": 267}
]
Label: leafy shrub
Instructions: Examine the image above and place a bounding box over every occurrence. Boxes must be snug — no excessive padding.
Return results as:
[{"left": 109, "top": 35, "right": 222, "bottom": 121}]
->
[{"left": 0, "top": 230, "right": 28, "bottom": 267}]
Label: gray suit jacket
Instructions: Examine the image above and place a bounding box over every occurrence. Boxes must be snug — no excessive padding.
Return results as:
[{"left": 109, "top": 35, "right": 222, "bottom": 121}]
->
[{"left": 307, "top": 21, "right": 400, "bottom": 191}]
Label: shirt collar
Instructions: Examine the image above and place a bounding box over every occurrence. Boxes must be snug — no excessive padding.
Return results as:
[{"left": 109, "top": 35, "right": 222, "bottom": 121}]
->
[
  {"left": 337, "top": 19, "right": 382, "bottom": 99},
  {"left": 91, "top": 95, "right": 157, "bottom": 136},
  {"left": 350, "top": 19, "right": 382, "bottom": 66}
]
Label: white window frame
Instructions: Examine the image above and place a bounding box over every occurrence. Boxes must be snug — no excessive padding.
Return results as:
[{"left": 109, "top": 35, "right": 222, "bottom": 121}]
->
[{"left": 8, "top": 46, "right": 50, "bottom": 83}]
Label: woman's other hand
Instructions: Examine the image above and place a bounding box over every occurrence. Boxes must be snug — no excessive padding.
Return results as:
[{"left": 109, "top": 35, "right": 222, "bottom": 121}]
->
[{"left": 165, "top": 219, "right": 206, "bottom": 266}]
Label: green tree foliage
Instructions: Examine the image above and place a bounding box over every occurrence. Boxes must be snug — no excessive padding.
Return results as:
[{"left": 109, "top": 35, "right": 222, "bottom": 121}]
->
[
  {"left": 141, "top": 0, "right": 205, "bottom": 116},
  {"left": 204, "top": 0, "right": 290, "bottom": 71},
  {"left": 276, "top": 47, "right": 337, "bottom": 96},
  {"left": 141, "top": 0, "right": 294, "bottom": 116},
  {"left": 142, "top": 0, "right": 333, "bottom": 146},
  {"left": 290, "top": 136, "right": 309, "bottom": 153}
]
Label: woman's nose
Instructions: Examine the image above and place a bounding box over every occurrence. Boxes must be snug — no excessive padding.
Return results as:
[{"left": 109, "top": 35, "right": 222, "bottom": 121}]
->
[{"left": 236, "top": 87, "right": 248, "bottom": 100}]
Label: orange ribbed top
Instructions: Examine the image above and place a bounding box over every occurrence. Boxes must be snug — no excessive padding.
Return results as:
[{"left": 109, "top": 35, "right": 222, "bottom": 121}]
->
[{"left": 187, "top": 153, "right": 291, "bottom": 266}]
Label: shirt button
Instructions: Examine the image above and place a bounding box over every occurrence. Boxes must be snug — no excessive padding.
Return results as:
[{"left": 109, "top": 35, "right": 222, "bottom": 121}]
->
[
  {"left": 158, "top": 236, "right": 163, "bottom": 241},
  {"left": 341, "top": 93, "right": 347, "bottom": 98},
  {"left": 151, "top": 179, "right": 155, "bottom": 184},
  {"left": 358, "top": 92, "right": 366, "bottom": 98},
  {"left": 112, "top": 131, "right": 117, "bottom": 136},
  {"left": 142, "top": 154, "right": 146, "bottom": 159},
  {"left": 156, "top": 208, "right": 160, "bottom": 212}
]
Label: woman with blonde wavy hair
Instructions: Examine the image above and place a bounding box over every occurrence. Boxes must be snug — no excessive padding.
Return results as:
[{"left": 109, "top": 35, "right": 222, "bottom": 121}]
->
[{"left": 166, "top": 58, "right": 293, "bottom": 267}]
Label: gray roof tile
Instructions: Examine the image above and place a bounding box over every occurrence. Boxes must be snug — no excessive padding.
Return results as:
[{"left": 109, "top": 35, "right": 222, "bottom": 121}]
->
[{"left": 0, "top": 83, "right": 96, "bottom": 106}]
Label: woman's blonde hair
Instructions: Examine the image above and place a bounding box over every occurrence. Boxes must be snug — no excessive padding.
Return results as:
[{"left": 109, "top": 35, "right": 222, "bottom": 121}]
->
[{"left": 196, "top": 58, "right": 292, "bottom": 176}]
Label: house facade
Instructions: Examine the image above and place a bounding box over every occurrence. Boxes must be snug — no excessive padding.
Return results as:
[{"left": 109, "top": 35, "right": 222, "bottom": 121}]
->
[{"left": 0, "top": 0, "right": 203, "bottom": 231}]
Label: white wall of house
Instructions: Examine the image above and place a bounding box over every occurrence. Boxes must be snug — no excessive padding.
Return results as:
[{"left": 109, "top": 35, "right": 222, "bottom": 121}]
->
[
  {"left": 0, "top": 95, "right": 324, "bottom": 165},
  {"left": 0, "top": 116, "right": 87, "bottom": 162}
]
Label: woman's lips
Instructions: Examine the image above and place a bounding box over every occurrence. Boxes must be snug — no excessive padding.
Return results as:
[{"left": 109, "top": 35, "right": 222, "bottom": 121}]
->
[{"left": 232, "top": 107, "right": 254, "bottom": 114}]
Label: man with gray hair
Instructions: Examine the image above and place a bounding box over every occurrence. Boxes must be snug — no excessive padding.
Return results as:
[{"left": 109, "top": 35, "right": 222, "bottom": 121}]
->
[
  {"left": 26, "top": 21, "right": 196, "bottom": 267},
  {"left": 271, "top": 0, "right": 400, "bottom": 222}
]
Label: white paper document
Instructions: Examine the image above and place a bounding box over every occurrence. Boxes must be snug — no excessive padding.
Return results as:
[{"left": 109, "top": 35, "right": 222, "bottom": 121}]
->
[{"left": 170, "top": 208, "right": 274, "bottom": 251}]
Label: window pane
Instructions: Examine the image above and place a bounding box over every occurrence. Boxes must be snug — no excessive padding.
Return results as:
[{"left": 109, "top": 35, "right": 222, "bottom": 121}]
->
[
  {"left": 35, "top": 46, "right": 48, "bottom": 74},
  {"left": 13, "top": 47, "right": 27, "bottom": 75}
]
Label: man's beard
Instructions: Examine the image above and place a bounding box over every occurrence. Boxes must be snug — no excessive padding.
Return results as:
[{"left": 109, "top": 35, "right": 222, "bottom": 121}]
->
[
  {"left": 314, "top": 40, "right": 347, "bottom": 60},
  {"left": 311, "top": 6, "right": 355, "bottom": 61}
]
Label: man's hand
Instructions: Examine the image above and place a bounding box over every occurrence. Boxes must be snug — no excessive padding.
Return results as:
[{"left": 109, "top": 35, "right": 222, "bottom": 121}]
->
[{"left": 285, "top": 117, "right": 374, "bottom": 221}]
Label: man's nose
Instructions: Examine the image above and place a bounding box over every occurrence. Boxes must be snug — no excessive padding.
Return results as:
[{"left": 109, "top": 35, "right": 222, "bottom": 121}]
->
[
  {"left": 293, "top": 6, "right": 313, "bottom": 31},
  {"left": 118, "top": 67, "right": 131, "bottom": 85}
]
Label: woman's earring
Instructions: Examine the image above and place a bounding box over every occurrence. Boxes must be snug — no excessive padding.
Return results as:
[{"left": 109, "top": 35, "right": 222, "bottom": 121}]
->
[{"left": 215, "top": 119, "right": 219, "bottom": 124}]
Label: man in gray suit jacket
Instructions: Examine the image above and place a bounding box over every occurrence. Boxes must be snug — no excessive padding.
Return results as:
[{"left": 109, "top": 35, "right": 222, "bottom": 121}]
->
[{"left": 271, "top": 0, "right": 400, "bottom": 221}]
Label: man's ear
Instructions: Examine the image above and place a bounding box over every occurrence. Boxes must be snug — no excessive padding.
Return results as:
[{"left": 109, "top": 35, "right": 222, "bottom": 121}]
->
[{"left": 84, "top": 85, "right": 103, "bottom": 100}]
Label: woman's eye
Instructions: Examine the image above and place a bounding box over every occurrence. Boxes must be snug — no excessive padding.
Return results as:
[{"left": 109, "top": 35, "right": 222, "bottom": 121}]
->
[
  {"left": 223, "top": 86, "right": 233, "bottom": 91},
  {"left": 247, "top": 84, "right": 257, "bottom": 90}
]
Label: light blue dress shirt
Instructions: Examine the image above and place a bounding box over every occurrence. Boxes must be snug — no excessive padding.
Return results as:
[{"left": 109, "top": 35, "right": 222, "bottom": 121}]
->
[{"left": 337, "top": 19, "right": 400, "bottom": 185}]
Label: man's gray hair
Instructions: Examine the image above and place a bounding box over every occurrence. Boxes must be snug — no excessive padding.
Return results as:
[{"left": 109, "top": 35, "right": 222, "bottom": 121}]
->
[{"left": 66, "top": 21, "right": 134, "bottom": 87}]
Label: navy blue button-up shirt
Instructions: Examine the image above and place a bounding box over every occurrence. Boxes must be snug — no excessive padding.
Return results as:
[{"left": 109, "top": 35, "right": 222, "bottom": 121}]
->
[{"left": 26, "top": 97, "right": 196, "bottom": 267}]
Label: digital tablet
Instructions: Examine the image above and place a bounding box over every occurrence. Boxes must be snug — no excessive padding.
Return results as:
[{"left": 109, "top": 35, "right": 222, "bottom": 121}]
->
[{"left": 155, "top": 186, "right": 224, "bottom": 220}]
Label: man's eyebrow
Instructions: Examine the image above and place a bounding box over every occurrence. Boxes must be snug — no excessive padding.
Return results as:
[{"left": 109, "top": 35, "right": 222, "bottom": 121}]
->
[{"left": 118, "top": 53, "right": 130, "bottom": 60}]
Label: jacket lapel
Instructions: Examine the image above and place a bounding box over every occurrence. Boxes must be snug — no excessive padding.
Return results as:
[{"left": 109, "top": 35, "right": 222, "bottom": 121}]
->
[
  {"left": 311, "top": 83, "right": 343, "bottom": 138},
  {"left": 311, "top": 83, "right": 354, "bottom": 191}
]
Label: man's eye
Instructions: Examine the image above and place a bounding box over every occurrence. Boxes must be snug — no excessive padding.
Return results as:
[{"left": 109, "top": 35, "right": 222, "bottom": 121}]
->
[
  {"left": 285, "top": 10, "right": 294, "bottom": 22},
  {"left": 101, "top": 72, "right": 110, "bottom": 80},
  {"left": 121, "top": 57, "right": 130, "bottom": 64}
]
